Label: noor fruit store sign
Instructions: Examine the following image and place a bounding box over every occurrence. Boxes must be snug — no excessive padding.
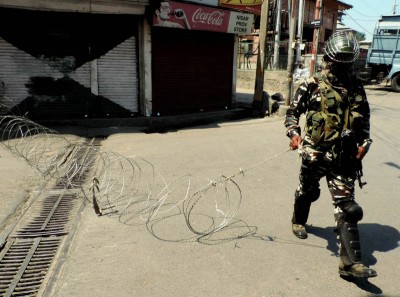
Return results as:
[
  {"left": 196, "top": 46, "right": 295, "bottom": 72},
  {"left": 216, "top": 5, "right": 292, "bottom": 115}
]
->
[{"left": 153, "top": 1, "right": 254, "bottom": 34}]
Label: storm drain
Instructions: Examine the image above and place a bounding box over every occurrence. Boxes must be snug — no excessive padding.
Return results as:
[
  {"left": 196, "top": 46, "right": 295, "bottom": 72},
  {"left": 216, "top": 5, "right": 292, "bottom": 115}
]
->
[
  {"left": 0, "top": 237, "right": 61, "bottom": 297},
  {"left": 12, "top": 193, "right": 80, "bottom": 239},
  {"left": 0, "top": 138, "right": 102, "bottom": 296}
]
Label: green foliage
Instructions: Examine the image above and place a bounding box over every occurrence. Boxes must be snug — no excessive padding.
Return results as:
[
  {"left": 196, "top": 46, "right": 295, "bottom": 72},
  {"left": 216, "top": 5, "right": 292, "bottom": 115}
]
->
[{"left": 355, "top": 32, "right": 366, "bottom": 41}]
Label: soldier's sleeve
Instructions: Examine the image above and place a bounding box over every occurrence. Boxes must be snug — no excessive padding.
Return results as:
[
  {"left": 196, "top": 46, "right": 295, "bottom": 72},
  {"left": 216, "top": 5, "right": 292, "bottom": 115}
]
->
[
  {"left": 284, "top": 80, "right": 311, "bottom": 138},
  {"left": 353, "top": 82, "right": 373, "bottom": 151}
]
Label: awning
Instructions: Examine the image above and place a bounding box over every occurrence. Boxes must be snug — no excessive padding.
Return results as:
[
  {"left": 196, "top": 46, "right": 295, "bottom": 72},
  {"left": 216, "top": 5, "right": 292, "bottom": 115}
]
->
[{"left": 376, "top": 22, "right": 400, "bottom": 28}]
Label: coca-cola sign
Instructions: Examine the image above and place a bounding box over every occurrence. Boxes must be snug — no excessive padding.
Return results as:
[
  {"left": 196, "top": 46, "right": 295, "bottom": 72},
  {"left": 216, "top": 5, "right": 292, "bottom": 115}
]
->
[
  {"left": 192, "top": 9, "right": 225, "bottom": 26},
  {"left": 153, "top": 1, "right": 253, "bottom": 34}
]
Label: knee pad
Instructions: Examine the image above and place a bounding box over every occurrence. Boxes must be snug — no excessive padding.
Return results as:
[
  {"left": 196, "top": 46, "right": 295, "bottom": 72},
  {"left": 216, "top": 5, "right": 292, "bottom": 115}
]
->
[
  {"left": 295, "top": 187, "right": 320, "bottom": 203},
  {"left": 344, "top": 202, "right": 363, "bottom": 223}
]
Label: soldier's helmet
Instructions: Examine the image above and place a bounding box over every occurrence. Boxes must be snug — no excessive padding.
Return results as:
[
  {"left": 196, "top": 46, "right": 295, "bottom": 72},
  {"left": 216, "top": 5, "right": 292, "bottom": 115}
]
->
[{"left": 323, "top": 31, "right": 360, "bottom": 63}]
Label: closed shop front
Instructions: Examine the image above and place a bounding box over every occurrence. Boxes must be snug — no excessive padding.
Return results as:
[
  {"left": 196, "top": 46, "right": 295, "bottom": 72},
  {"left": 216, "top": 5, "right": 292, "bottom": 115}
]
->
[
  {"left": 152, "top": 27, "right": 234, "bottom": 116},
  {"left": 151, "top": 0, "right": 254, "bottom": 116},
  {"left": 0, "top": 7, "right": 140, "bottom": 119}
]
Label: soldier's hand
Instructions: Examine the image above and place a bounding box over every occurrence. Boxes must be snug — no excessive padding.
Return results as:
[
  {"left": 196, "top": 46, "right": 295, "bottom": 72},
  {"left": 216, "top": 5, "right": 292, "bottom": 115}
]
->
[
  {"left": 356, "top": 146, "right": 366, "bottom": 160},
  {"left": 290, "top": 135, "right": 302, "bottom": 150}
]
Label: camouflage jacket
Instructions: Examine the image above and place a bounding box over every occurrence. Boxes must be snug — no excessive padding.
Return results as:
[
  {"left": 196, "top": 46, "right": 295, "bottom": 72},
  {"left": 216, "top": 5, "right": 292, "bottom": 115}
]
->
[{"left": 284, "top": 74, "right": 372, "bottom": 152}]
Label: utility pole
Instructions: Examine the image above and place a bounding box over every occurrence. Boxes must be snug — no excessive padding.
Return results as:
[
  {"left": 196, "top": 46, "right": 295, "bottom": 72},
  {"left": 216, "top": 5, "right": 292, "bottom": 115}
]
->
[
  {"left": 273, "top": 0, "right": 282, "bottom": 69},
  {"left": 296, "top": 0, "right": 305, "bottom": 63},
  {"left": 252, "top": 0, "right": 270, "bottom": 117},
  {"left": 393, "top": 0, "right": 397, "bottom": 14},
  {"left": 310, "top": 0, "right": 322, "bottom": 76},
  {"left": 284, "top": 0, "right": 297, "bottom": 106}
]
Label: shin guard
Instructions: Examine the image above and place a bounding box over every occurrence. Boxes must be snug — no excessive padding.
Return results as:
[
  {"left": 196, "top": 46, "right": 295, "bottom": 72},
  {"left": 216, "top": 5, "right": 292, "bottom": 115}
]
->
[{"left": 337, "top": 222, "right": 362, "bottom": 265}]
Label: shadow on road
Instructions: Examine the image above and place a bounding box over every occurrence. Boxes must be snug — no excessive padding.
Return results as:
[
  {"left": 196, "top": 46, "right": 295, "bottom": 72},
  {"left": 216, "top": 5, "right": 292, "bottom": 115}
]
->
[
  {"left": 339, "top": 275, "right": 383, "bottom": 294},
  {"left": 308, "top": 223, "right": 399, "bottom": 294},
  {"left": 360, "top": 223, "right": 400, "bottom": 264},
  {"left": 307, "top": 223, "right": 399, "bottom": 264}
]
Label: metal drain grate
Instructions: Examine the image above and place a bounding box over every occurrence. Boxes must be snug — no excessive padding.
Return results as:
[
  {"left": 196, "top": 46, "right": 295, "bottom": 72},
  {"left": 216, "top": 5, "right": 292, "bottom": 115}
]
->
[
  {"left": 54, "top": 139, "right": 101, "bottom": 189},
  {"left": 0, "top": 237, "right": 61, "bottom": 297},
  {"left": 0, "top": 138, "right": 103, "bottom": 296},
  {"left": 12, "top": 193, "right": 79, "bottom": 239}
]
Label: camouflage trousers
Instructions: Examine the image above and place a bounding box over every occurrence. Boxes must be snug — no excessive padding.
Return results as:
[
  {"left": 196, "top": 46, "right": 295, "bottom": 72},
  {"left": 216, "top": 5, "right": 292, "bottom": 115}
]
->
[{"left": 292, "top": 146, "right": 357, "bottom": 225}]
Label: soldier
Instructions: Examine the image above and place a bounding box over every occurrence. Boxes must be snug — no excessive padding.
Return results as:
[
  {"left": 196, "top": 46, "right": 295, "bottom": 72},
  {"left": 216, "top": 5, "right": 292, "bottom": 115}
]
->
[{"left": 284, "top": 31, "right": 377, "bottom": 278}]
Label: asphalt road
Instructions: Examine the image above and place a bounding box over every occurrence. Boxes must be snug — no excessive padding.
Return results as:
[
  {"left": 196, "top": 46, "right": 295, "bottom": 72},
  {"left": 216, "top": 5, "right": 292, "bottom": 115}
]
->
[{"left": 1, "top": 85, "right": 399, "bottom": 297}]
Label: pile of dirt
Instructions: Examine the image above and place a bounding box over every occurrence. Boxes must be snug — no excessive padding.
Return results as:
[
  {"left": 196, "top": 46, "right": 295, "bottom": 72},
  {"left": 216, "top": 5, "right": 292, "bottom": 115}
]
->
[{"left": 236, "top": 70, "right": 288, "bottom": 95}]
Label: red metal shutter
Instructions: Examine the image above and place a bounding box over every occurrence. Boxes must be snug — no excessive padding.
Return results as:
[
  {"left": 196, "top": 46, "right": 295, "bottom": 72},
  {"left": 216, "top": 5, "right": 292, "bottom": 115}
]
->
[{"left": 152, "top": 27, "right": 234, "bottom": 116}]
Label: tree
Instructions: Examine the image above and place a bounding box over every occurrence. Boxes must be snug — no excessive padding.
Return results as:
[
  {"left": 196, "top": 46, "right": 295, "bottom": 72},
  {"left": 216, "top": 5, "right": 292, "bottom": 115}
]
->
[{"left": 355, "top": 31, "right": 366, "bottom": 41}]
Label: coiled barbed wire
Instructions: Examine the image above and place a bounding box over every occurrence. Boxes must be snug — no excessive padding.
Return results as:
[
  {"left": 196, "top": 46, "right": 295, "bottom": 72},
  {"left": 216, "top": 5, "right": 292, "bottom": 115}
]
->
[
  {"left": 0, "top": 115, "right": 90, "bottom": 182},
  {"left": 89, "top": 154, "right": 253, "bottom": 244},
  {"left": 0, "top": 108, "right": 288, "bottom": 244}
]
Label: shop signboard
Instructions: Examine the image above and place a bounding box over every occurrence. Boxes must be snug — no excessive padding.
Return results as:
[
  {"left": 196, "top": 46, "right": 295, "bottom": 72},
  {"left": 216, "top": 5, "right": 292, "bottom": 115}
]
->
[
  {"left": 183, "top": 0, "right": 261, "bottom": 15},
  {"left": 184, "top": 0, "right": 219, "bottom": 7},
  {"left": 219, "top": 0, "right": 262, "bottom": 15},
  {"left": 153, "top": 1, "right": 254, "bottom": 34}
]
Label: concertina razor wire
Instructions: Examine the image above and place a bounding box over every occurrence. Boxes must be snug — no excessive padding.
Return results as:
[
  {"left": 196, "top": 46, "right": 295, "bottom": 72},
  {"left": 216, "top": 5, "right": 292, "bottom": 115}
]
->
[{"left": 0, "top": 109, "right": 289, "bottom": 244}]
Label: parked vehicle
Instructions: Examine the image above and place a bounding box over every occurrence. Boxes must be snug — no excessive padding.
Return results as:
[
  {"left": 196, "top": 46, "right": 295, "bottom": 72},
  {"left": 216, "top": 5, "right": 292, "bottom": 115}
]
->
[{"left": 365, "top": 15, "right": 400, "bottom": 92}]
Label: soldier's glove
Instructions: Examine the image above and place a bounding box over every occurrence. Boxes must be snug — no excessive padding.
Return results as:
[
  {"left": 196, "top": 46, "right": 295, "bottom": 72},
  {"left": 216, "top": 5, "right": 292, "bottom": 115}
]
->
[{"left": 290, "top": 135, "right": 302, "bottom": 150}]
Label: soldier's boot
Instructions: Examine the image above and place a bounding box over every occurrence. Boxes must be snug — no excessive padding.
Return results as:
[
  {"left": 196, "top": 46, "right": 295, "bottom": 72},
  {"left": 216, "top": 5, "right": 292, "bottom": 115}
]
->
[
  {"left": 291, "top": 190, "right": 315, "bottom": 240},
  {"left": 339, "top": 259, "right": 377, "bottom": 278},
  {"left": 292, "top": 224, "right": 307, "bottom": 239},
  {"left": 337, "top": 222, "right": 377, "bottom": 278}
]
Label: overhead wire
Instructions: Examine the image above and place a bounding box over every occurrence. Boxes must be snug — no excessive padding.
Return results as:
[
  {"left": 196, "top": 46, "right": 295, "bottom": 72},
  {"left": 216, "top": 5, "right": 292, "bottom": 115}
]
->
[{"left": 344, "top": 12, "right": 374, "bottom": 36}]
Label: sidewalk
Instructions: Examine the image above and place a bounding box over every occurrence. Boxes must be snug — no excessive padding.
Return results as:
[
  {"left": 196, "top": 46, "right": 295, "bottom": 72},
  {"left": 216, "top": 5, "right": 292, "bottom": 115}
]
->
[
  {"left": 0, "top": 145, "right": 41, "bottom": 243},
  {"left": 34, "top": 87, "right": 279, "bottom": 137}
]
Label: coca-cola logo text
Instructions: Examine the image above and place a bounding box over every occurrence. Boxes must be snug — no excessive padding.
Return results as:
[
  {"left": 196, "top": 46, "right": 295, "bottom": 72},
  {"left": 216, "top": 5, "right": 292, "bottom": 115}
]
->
[{"left": 192, "top": 9, "right": 225, "bottom": 26}]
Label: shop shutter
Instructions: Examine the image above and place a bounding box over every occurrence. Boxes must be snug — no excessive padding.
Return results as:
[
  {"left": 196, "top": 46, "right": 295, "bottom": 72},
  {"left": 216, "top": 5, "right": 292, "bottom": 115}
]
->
[
  {"left": 0, "top": 36, "right": 91, "bottom": 118},
  {"left": 0, "top": 8, "right": 139, "bottom": 119},
  {"left": 152, "top": 27, "right": 234, "bottom": 116},
  {"left": 0, "top": 37, "right": 32, "bottom": 111},
  {"left": 97, "top": 36, "right": 138, "bottom": 113}
]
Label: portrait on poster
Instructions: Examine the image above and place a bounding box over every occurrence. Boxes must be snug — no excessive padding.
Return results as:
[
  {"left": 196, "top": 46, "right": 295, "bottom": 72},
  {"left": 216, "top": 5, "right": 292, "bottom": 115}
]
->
[{"left": 154, "top": 1, "right": 191, "bottom": 29}]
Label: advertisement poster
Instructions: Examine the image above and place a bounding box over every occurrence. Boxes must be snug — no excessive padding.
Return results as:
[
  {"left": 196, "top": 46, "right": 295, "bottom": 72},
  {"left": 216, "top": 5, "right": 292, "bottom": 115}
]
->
[
  {"left": 153, "top": 1, "right": 254, "bottom": 35},
  {"left": 219, "top": 0, "right": 262, "bottom": 15},
  {"left": 184, "top": 0, "right": 262, "bottom": 14}
]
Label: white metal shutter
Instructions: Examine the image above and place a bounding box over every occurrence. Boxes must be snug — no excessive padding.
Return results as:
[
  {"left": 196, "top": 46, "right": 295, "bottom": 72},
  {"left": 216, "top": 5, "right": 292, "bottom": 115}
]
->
[
  {"left": 97, "top": 36, "right": 138, "bottom": 113},
  {"left": 0, "top": 36, "right": 91, "bottom": 117}
]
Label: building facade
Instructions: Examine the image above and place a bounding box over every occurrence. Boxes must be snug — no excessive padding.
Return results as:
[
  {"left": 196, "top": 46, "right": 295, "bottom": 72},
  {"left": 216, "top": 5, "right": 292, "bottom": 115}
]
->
[
  {"left": 0, "top": 0, "right": 357, "bottom": 120},
  {"left": 0, "top": 0, "right": 148, "bottom": 119},
  {"left": 239, "top": 0, "right": 352, "bottom": 70},
  {"left": 0, "top": 0, "right": 254, "bottom": 120}
]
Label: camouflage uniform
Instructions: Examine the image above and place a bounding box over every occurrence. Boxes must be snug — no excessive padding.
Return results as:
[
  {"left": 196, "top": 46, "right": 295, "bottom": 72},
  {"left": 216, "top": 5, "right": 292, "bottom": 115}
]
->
[
  {"left": 285, "top": 29, "right": 378, "bottom": 277},
  {"left": 285, "top": 73, "right": 372, "bottom": 224},
  {"left": 285, "top": 72, "right": 377, "bottom": 278}
]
